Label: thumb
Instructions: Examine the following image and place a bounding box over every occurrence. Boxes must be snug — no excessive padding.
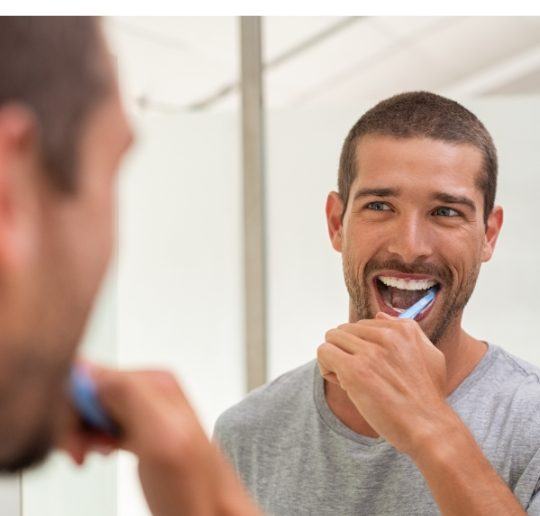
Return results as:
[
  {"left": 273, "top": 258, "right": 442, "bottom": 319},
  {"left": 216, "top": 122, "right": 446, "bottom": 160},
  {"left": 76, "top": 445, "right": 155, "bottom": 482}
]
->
[
  {"left": 375, "top": 311, "right": 395, "bottom": 320},
  {"left": 90, "top": 368, "right": 154, "bottom": 452}
]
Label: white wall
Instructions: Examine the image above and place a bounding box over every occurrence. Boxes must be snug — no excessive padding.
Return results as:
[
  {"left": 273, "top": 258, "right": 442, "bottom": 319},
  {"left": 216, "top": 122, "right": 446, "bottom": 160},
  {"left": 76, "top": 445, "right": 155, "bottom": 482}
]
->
[
  {"left": 0, "top": 475, "right": 20, "bottom": 515},
  {"left": 116, "top": 109, "right": 244, "bottom": 515},
  {"left": 463, "top": 98, "right": 540, "bottom": 362},
  {"left": 266, "top": 108, "right": 353, "bottom": 379}
]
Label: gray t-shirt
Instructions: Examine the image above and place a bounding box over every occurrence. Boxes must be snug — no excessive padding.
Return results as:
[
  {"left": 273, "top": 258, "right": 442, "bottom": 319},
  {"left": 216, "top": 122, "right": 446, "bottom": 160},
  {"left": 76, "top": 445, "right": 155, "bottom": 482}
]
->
[{"left": 214, "top": 344, "right": 540, "bottom": 515}]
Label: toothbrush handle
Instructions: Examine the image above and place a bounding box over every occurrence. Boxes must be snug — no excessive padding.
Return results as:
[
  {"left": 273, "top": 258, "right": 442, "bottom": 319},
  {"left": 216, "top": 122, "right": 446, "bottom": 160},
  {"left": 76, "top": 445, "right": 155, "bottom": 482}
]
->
[
  {"left": 398, "top": 288, "right": 437, "bottom": 320},
  {"left": 69, "top": 365, "right": 120, "bottom": 437}
]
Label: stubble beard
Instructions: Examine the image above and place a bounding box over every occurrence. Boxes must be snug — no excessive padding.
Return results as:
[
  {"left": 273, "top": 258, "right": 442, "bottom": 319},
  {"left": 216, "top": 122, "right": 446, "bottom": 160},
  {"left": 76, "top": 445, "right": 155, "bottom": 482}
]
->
[
  {"left": 0, "top": 361, "right": 61, "bottom": 473},
  {"left": 343, "top": 253, "right": 481, "bottom": 346}
]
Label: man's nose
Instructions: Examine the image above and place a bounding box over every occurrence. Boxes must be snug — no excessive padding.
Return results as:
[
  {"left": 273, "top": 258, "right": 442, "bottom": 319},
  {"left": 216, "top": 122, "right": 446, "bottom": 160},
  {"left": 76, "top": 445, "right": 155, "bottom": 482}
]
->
[{"left": 386, "top": 215, "right": 433, "bottom": 263}]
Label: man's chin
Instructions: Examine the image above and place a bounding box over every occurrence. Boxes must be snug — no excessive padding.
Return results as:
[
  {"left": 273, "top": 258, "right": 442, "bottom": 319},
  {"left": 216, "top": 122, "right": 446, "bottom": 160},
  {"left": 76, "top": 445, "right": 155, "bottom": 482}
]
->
[
  {"left": 0, "top": 430, "right": 53, "bottom": 473},
  {"left": 355, "top": 298, "right": 452, "bottom": 344}
]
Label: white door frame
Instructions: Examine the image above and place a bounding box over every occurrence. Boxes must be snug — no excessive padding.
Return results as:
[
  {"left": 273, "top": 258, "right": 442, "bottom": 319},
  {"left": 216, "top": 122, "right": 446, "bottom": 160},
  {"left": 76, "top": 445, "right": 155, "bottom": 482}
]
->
[{"left": 0, "top": 474, "right": 22, "bottom": 515}]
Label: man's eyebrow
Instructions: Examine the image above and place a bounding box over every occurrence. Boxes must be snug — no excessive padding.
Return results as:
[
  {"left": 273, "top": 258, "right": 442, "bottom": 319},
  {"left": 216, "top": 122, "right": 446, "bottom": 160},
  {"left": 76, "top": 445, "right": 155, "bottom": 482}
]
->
[
  {"left": 432, "top": 192, "right": 476, "bottom": 212},
  {"left": 352, "top": 187, "right": 400, "bottom": 201}
]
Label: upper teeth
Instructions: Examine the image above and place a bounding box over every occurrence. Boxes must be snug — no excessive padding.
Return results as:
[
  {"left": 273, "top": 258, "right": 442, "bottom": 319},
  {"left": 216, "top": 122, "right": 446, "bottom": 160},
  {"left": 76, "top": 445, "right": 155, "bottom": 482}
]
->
[{"left": 378, "top": 276, "right": 437, "bottom": 291}]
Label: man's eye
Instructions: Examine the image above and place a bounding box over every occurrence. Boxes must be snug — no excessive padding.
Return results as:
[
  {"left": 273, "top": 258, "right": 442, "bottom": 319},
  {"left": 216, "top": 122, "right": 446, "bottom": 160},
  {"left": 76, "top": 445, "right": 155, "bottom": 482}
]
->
[
  {"left": 366, "top": 201, "right": 391, "bottom": 211},
  {"left": 433, "top": 207, "right": 460, "bottom": 217}
]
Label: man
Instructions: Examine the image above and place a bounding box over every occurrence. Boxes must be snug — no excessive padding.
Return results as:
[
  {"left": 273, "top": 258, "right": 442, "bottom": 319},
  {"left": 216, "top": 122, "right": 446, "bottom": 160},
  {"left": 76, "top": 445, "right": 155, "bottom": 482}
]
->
[
  {"left": 0, "top": 17, "right": 259, "bottom": 516},
  {"left": 215, "top": 92, "right": 540, "bottom": 514}
]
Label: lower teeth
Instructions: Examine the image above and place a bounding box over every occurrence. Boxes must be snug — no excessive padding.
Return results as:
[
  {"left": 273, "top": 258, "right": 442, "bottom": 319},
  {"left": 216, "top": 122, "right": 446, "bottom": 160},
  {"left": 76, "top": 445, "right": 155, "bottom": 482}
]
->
[{"left": 384, "top": 301, "right": 405, "bottom": 313}]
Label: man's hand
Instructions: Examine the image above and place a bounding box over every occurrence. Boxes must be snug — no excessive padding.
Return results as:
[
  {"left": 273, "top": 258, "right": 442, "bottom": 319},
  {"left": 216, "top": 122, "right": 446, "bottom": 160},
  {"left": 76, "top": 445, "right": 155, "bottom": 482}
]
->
[
  {"left": 317, "top": 313, "right": 451, "bottom": 457},
  {"left": 318, "top": 315, "right": 526, "bottom": 515},
  {"left": 59, "top": 365, "right": 260, "bottom": 516}
]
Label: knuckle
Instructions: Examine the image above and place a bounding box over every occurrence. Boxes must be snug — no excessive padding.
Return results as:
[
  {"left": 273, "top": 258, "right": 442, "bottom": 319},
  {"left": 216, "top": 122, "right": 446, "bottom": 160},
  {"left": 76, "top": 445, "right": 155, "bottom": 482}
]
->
[
  {"left": 401, "top": 318, "right": 412, "bottom": 329},
  {"left": 338, "top": 323, "right": 355, "bottom": 334},
  {"left": 317, "top": 343, "right": 329, "bottom": 358},
  {"left": 376, "top": 327, "right": 396, "bottom": 350},
  {"left": 352, "top": 362, "right": 372, "bottom": 385},
  {"left": 155, "top": 370, "right": 178, "bottom": 386},
  {"left": 352, "top": 356, "right": 368, "bottom": 378},
  {"left": 399, "top": 319, "right": 417, "bottom": 336},
  {"left": 101, "top": 374, "right": 129, "bottom": 399},
  {"left": 324, "top": 329, "right": 334, "bottom": 342},
  {"left": 366, "top": 348, "right": 383, "bottom": 372}
]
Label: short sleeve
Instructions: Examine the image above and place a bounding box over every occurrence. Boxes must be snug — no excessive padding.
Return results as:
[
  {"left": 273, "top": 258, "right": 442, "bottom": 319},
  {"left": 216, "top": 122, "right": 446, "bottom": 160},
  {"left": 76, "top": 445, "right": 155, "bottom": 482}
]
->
[{"left": 527, "top": 483, "right": 540, "bottom": 515}]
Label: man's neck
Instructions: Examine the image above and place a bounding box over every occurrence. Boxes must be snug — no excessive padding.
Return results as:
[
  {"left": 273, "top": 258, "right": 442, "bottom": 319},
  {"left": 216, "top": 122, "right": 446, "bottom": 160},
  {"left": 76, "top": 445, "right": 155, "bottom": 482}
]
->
[{"left": 324, "top": 315, "right": 488, "bottom": 438}]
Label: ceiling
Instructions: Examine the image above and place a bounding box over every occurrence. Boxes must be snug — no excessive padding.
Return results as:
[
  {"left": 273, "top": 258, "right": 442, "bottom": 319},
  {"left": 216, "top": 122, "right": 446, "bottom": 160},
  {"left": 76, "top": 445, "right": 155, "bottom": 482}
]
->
[{"left": 105, "top": 16, "right": 540, "bottom": 114}]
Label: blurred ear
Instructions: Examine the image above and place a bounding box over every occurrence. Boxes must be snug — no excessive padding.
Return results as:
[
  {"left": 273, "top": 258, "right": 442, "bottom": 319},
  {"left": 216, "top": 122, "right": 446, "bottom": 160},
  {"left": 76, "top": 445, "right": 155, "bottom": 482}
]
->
[
  {"left": 0, "top": 104, "right": 41, "bottom": 273},
  {"left": 326, "top": 191, "right": 345, "bottom": 252},
  {"left": 481, "top": 205, "right": 503, "bottom": 263}
]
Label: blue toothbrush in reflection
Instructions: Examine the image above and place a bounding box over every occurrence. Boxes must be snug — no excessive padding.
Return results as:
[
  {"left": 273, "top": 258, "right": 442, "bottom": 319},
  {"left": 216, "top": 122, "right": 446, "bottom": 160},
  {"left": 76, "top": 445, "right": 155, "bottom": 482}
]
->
[
  {"left": 69, "top": 365, "right": 119, "bottom": 437},
  {"left": 398, "top": 287, "right": 438, "bottom": 320}
]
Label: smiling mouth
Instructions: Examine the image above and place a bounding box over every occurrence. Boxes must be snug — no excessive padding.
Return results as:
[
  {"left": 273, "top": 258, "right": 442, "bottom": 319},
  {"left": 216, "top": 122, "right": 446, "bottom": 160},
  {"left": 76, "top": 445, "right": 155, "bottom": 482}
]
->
[{"left": 374, "top": 275, "right": 441, "bottom": 318}]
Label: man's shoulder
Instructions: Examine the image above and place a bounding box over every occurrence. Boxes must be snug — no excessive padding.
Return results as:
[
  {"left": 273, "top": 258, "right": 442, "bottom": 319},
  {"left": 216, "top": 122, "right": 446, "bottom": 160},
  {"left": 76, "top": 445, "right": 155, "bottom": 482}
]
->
[
  {"left": 478, "top": 346, "right": 540, "bottom": 495},
  {"left": 497, "top": 345, "right": 540, "bottom": 404},
  {"left": 474, "top": 344, "right": 540, "bottom": 429},
  {"left": 496, "top": 346, "right": 540, "bottom": 377},
  {"left": 490, "top": 344, "right": 540, "bottom": 394},
  {"left": 213, "top": 360, "right": 316, "bottom": 441}
]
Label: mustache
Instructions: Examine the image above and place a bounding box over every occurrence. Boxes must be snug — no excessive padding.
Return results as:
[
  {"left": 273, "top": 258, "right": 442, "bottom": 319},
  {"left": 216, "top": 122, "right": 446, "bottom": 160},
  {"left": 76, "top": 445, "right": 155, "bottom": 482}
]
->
[{"left": 363, "top": 258, "right": 453, "bottom": 285}]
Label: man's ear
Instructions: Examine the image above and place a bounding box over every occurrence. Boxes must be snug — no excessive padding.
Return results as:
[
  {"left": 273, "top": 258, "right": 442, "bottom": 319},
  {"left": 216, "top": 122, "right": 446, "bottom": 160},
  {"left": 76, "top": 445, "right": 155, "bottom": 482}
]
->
[
  {"left": 0, "top": 104, "right": 40, "bottom": 273},
  {"left": 326, "top": 191, "right": 345, "bottom": 252},
  {"left": 481, "top": 205, "right": 503, "bottom": 263}
]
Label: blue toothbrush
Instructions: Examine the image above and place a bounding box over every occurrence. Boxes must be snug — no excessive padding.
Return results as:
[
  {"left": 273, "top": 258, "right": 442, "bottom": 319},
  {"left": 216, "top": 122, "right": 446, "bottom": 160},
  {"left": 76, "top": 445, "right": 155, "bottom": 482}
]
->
[
  {"left": 69, "top": 365, "right": 119, "bottom": 437},
  {"left": 398, "top": 287, "right": 438, "bottom": 320}
]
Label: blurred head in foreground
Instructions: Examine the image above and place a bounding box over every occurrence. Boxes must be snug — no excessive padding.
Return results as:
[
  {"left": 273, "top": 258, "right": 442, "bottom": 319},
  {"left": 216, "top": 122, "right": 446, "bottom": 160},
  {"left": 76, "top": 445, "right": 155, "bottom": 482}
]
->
[{"left": 0, "top": 17, "right": 132, "bottom": 471}]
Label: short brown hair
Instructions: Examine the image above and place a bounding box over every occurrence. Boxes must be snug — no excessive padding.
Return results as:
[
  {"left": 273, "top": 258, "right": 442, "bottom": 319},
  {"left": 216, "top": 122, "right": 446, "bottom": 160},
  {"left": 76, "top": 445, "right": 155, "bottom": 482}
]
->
[
  {"left": 338, "top": 91, "right": 497, "bottom": 224},
  {"left": 0, "top": 17, "right": 111, "bottom": 192}
]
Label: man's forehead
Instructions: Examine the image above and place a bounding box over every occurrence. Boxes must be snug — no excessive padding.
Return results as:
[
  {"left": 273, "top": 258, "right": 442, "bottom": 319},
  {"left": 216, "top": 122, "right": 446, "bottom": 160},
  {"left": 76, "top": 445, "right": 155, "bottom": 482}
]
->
[{"left": 352, "top": 134, "right": 484, "bottom": 191}]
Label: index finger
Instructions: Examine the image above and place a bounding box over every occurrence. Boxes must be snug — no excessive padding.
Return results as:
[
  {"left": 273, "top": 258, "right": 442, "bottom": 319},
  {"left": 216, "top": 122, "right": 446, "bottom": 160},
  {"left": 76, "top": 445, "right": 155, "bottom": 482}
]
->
[
  {"left": 317, "top": 342, "right": 350, "bottom": 382},
  {"left": 337, "top": 319, "right": 413, "bottom": 346}
]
